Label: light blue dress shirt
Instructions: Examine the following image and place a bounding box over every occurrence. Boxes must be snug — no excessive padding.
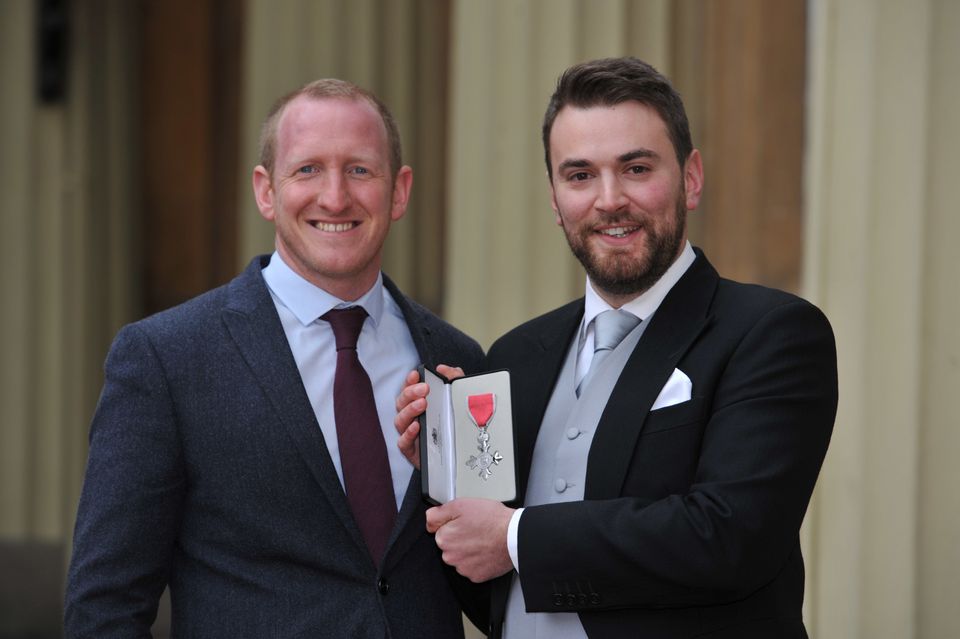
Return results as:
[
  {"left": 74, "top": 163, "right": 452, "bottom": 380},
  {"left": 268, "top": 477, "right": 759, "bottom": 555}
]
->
[{"left": 261, "top": 252, "right": 419, "bottom": 510}]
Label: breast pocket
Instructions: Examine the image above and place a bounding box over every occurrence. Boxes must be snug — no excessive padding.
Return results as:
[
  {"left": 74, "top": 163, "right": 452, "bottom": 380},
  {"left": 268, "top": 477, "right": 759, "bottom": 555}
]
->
[
  {"left": 622, "top": 396, "right": 709, "bottom": 496},
  {"left": 642, "top": 396, "right": 708, "bottom": 434}
]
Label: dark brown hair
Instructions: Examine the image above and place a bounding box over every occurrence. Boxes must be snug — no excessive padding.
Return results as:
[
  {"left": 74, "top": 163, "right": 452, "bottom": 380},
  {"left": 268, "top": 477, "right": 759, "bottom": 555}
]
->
[{"left": 542, "top": 57, "right": 693, "bottom": 179}]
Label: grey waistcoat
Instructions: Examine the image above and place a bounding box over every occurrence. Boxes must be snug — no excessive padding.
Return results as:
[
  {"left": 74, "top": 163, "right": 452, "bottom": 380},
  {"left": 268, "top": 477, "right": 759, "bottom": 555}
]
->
[{"left": 503, "top": 320, "right": 646, "bottom": 639}]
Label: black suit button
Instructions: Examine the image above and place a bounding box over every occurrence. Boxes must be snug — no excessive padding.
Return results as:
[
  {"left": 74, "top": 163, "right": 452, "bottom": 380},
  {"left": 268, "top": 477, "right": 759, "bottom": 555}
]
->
[
  {"left": 577, "top": 593, "right": 588, "bottom": 606},
  {"left": 566, "top": 593, "right": 577, "bottom": 606},
  {"left": 553, "top": 593, "right": 564, "bottom": 607},
  {"left": 590, "top": 592, "right": 601, "bottom": 605},
  {"left": 377, "top": 578, "right": 389, "bottom": 595}
]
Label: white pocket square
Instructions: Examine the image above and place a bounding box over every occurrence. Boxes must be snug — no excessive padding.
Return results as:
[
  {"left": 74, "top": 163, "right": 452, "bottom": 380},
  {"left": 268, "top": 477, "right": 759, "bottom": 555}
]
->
[{"left": 651, "top": 368, "right": 692, "bottom": 410}]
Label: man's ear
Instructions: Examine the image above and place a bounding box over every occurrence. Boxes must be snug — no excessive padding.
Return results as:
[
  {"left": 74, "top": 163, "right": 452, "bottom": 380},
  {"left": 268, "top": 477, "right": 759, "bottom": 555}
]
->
[
  {"left": 683, "top": 150, "right": 704, "bottom": 211},
  {"left": 390, "top": 165, "right": 413, "bottom": 222},
  {"left": 252, "top": 165, "right": 275, "bottom": 221}
]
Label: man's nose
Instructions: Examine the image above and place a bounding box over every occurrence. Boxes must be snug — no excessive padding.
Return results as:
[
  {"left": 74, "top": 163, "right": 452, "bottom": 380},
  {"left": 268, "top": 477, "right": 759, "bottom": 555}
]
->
[
  {"left": 316, "top": 174, "right": 351, "bottom": 213},
  {"left": 594, "top": 175, "right": 628, "bottom": 213}
]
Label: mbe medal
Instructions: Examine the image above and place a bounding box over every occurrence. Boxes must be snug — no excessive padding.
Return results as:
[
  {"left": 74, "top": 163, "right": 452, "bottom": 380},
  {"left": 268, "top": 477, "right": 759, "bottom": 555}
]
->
[{"left": 465, "top": 393, "right": 503, "bottom": 481}]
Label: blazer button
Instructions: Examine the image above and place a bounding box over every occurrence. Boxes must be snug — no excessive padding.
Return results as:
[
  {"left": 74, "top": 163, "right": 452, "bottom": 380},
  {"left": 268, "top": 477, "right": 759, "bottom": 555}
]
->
[
  {"left": 377, "top": 578, "right": 389, "bottom": 595},
  {"left": 589, "top": 592, "right": 601, "bottom": 605},
  {"left": 553, "top": 593, "right": 564, "bottom": 607},
  {"left": 566, "top": 593, "right": 577, "bottom": 607}
]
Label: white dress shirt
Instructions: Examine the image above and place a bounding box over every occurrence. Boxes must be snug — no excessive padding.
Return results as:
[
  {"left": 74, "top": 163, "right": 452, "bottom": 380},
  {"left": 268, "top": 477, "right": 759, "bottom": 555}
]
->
[{"left": 261, "top": 252, "right": 419, "bottom": 510}]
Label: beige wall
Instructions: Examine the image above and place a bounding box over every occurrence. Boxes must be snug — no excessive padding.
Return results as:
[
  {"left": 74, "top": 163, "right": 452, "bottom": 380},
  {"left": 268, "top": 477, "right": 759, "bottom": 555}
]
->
[
  {"left": 0, "top": 2, "right": 139, "bottom": 633},
  {"left": 803, "top": 1, "right": 960, "bottom": 637},
  {"left": 0, "top": 1, "right": 957, "bottom": 637},
  {"left": 0, "top": 0, "right": 35, "bottom": 542},
  {"left": 917, "top": 4, "right": 960, "bottom": 635},
  {"left": 445, "top": 0, "right": 673, "bottom": 346},
  {"left": 0, "top": 0, "right": 138, "bottom": 545}
]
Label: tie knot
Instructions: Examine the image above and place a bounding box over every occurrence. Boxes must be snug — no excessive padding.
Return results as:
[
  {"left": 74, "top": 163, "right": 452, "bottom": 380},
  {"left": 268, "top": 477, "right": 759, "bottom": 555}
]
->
[
  {"left": 592, "top": 309, "right": 641, "bottom": 352},
  {"left": 322, "top": 306, "right": 368, "bottom": 351}
]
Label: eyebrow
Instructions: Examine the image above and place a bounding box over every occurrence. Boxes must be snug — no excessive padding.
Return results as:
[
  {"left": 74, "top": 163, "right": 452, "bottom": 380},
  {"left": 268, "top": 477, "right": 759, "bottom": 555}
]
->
[
  {"left": 556, "top": 158, "right": 592, "bottom": 173},
  {"left": 619, "top": 148, "right": 660, "bottom": 163},
  {"left": 556, "top": 148, "right": 661, "bottom": 174}
]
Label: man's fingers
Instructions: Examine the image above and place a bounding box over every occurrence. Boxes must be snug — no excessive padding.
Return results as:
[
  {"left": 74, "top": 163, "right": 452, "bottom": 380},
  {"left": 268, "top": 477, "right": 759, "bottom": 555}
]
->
[
  {"left": 425, "top": 506, "right": 443, "bottom": 533},
  {"left": 394, "top": 370, "right": 428, "bottom": 439},
  {"left": 425, "top": 504, "right": 457, "bottom": 534},
  {"left": 397, "top": 421, "right": 420, "bottom": 469},
  {"left": 436, "top": 364, "right": 465, "bottom": 381},
  {"left": 395, "top": 378, "right": 429, "bottom": 414},
  {"left": 394, "top": 370, "right": 428, "bottom": 468},
  {"left": 394, "top": 397, "right": 426, "bottom": 434},
  {"left": 398, "top": 420, "right": 420, "bottom": 445}
]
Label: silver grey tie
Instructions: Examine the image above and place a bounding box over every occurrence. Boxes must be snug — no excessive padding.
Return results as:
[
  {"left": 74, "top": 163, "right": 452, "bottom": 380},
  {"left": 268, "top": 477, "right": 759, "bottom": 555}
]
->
[{"left": 577, "top": 309, "right": 641, "bottom": 397}]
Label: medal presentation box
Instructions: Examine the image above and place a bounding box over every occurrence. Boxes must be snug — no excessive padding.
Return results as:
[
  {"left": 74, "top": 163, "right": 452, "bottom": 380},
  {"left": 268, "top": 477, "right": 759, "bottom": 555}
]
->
[{"left": 418, "top": 366, "right": 517, "bottom": 505}]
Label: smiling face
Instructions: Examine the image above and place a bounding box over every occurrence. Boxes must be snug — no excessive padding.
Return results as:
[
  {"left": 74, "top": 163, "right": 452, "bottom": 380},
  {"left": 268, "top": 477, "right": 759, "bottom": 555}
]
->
[
  {"left": 548, "top": 101, "right": 703, "bottom": 307},
  {"left": 252, "top": 95, "right": 412, "bottom": 300}
]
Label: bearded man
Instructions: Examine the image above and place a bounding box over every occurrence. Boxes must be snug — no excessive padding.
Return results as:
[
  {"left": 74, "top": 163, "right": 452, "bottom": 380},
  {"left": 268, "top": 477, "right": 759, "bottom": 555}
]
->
[{"left": 395, "top": 56, "right": 838, "bottom": 639}]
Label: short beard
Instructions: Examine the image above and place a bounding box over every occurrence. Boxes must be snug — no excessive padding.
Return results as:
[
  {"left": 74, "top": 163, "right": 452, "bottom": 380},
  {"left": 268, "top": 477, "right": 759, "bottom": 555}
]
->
[{"left": 563, "top": 192, "right": 687, "bottom": 298}]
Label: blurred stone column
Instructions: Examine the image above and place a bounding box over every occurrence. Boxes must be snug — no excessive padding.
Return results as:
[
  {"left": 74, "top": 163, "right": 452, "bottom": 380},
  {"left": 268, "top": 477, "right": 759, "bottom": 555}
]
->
[
  {"left": 0, "top": 0, "right": 139, "bottom": 635},
  {"left": 444, "top": 0, "right": 672, "bottom": 348},
  {"left": 803, "top": 0, "right": 960, "bottom": 637}
]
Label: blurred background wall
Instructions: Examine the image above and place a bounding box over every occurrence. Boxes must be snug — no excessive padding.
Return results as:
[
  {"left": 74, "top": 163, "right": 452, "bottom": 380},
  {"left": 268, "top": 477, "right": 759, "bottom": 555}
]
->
[{"left": 0, "top": 0, "right": 956, "bottom": 637}]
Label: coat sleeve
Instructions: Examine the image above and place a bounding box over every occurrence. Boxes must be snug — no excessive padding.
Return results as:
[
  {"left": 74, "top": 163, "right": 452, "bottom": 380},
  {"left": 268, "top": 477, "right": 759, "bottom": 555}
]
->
[
  {"left": 515, "top": 300, "right": 838, "bottom": 611},
  {"left": 64, "top": 324, "right": 185, "bottom": 637}
]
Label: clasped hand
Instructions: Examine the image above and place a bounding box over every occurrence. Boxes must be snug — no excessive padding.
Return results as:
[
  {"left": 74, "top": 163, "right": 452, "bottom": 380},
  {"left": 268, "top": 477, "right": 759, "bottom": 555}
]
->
[{"left": 427, "top": 498, "right": 515, "bottom": 582}]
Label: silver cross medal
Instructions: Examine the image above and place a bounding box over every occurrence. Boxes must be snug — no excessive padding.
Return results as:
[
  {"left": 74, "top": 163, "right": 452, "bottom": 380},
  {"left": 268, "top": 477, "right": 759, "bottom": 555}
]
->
[{"left": 465, "top": 393, "right": 502, "bottom": 481}]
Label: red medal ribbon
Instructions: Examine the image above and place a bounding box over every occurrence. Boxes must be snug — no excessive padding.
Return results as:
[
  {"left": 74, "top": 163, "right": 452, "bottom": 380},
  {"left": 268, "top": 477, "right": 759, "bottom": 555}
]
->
[{"left": 467, "top": 393, "right": 495, "bottom": 428}]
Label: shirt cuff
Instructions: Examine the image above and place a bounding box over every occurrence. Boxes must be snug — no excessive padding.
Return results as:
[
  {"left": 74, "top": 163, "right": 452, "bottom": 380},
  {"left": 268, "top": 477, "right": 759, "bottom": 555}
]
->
[{"left": 507, "top": 507, "right": 524, "bottom": 573}]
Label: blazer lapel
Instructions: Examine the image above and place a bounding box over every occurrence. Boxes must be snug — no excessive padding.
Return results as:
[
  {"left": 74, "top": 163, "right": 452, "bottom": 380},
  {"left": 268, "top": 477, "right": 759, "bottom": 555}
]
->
[
  {"left": 381, "top": 471, "right": 429, "bottom": 573},
  {"left": 379, "top": 277, "right": 443, "bottom": 565},
  {"left": 509, "top": 300, "right": 584, "bottom": 503},
  {"left": 585, "top": 251, "right": 719, "bottom": 499},
  {"left": 221, "top": 257, "right": 366, "bottom": 555},
  {"left": 384, "top": 274, "right": 438, "bottom": 369}
]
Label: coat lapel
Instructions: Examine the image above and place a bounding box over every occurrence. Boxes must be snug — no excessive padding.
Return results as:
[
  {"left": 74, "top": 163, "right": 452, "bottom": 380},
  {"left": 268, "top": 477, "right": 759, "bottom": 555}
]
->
[
  {"left": 508, "top": 300, "right": 584, "bottom": 503},
  {"left": 384, "top": 274, "right": 438, "bottom": 369},
  {"left": 380, "top": 277, "right": 444, "bottom": 567},
  {"left": 221, "top": 257, "right": 367, "bottom": 556},
  {"left": 585, "top": 251, "right": 719, "bottom": 499},
  {"left": 487, "top": 301, "right": 583, "bottom": 632}
]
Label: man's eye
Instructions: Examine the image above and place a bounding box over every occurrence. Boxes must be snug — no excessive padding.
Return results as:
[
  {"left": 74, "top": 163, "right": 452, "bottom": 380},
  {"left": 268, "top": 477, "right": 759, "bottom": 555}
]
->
[
  {"left": 570, "top": 172, "right": 590, "bottom": 181},
  {"left": 628, "top": 165, "right": 648, "bottom": 175},
  {"left": 350, "top": 166, "right": 370, "bottom": 176},
  {"left": 298, "top": 166, "right": 317, "bottom": 174}
]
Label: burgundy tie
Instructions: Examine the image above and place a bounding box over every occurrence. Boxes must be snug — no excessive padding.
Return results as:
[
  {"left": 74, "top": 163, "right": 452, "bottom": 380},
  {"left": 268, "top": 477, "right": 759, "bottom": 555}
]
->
[{"left": 321, "top": 306, "right": 397, "bottom": 563}]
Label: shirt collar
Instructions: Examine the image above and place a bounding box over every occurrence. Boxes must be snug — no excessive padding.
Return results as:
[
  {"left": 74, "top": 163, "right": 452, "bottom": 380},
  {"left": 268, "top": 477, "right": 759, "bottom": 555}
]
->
[
  {"left": 581, "top": 241, "right": 696, "bottom": 338},
  {"left": 261, "top": 251, "right": 385, "bottom": 327}
]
